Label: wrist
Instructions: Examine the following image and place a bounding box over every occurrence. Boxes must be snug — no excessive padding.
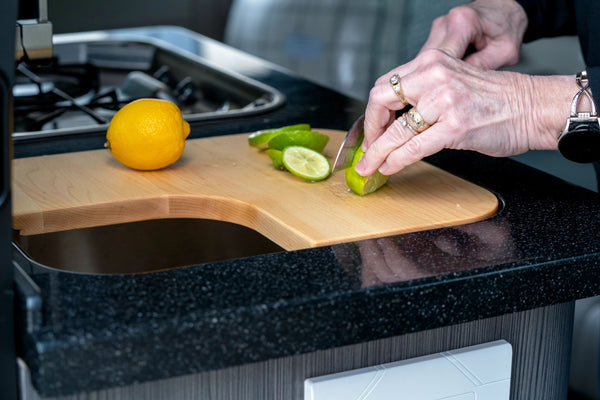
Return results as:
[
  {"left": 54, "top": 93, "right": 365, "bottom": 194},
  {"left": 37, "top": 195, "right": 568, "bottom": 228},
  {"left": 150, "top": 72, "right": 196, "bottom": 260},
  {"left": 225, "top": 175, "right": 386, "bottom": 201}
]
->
[{"left": 523, "top": 74, "right": 580, "bottom": 150}]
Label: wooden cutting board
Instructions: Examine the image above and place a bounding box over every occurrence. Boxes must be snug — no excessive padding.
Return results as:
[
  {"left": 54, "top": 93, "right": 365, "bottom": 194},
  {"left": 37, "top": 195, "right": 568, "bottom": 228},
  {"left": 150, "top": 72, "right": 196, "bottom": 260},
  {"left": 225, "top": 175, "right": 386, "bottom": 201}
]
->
[{"left": 12, "top": 129, "right": 498, "bottom": 250}]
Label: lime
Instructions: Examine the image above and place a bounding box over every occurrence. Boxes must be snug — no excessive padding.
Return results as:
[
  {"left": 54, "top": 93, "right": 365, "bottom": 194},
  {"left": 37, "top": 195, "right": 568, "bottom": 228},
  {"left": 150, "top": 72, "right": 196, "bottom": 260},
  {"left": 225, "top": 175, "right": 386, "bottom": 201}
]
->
[
  {"left": 282, "top": 146, "right": 331, "bottom": 181},
  {"left": 265, "top": 149, "right": 285, "bottom": 170},
  {"left": 267, "top": 130, "right": 329, "bottom": 152},
  {"left": 345, "top": 148, "right": 389, "bottom": 195},
  {"left": 248, "top": 124, "right": 311, "bottom": 148}
]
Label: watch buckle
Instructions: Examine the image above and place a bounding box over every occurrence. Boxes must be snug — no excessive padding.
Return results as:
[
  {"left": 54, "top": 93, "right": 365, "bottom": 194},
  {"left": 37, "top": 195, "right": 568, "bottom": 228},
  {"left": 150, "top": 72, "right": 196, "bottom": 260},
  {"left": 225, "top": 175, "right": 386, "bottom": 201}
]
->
[{"left": 560, "top": 80, "right": 599, "bottom": 136}]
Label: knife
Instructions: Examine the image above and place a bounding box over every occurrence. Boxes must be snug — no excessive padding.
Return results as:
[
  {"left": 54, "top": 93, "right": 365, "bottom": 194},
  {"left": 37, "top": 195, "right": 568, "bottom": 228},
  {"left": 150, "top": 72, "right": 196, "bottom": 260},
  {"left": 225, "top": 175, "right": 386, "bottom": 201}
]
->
[{"left": 332, "top": 114, "right": 365, "bottom": 173}]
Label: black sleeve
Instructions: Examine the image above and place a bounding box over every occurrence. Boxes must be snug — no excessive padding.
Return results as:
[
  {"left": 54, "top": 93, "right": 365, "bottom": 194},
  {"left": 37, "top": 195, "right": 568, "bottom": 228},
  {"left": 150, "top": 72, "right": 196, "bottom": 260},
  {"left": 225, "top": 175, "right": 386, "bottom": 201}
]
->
[
  {"left": 515, "top": 0, "right": 577, "bottom": 42},
  {"left": 586, "top": 66, "right": 600, "bottom": 105}
]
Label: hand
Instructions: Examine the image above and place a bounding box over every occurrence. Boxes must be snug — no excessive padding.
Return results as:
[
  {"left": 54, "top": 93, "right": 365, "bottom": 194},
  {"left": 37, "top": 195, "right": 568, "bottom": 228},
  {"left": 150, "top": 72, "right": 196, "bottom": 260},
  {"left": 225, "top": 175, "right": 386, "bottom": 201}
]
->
[
  {"left": 420, "top": 0, "right": 528, "bottom": 70},
  {"left": 356, "top": 50, "right": 576, "bottom": 176}
]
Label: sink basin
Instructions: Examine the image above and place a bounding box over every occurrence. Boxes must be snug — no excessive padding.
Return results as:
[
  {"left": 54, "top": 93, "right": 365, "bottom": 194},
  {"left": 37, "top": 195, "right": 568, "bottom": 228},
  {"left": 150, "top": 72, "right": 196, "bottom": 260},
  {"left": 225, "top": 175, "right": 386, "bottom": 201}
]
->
[{"left": 13, "top": 218, "right": 284, "bottom": 274}]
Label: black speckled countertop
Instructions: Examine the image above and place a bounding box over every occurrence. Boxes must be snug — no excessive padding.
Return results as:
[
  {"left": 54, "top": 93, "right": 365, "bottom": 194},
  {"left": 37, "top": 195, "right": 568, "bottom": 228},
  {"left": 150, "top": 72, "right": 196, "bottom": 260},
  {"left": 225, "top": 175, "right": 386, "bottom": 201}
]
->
[{"left": 12, "top": 27, "right": 600, "bottom": 397}]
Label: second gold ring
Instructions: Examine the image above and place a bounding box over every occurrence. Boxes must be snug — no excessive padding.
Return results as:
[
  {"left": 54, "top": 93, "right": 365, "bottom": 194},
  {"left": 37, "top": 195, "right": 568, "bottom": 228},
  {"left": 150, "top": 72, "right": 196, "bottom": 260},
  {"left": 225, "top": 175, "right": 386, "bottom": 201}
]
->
[
  {"left": 407, "top": 108, "right": 430, "bottom": 132},
  {"left": 389, "top": 74, "right": 409, "bottom": 105},
  {"left": 401, "top": 108, "right": 430, "bottom": 135}
]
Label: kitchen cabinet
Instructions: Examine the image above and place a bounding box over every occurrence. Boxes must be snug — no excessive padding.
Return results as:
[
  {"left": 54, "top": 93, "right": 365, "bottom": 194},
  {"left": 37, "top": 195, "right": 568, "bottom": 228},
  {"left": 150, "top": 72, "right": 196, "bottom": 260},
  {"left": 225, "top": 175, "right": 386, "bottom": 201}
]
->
[{"left": 12, "top": 27, "right": 600, "bottom": 400}]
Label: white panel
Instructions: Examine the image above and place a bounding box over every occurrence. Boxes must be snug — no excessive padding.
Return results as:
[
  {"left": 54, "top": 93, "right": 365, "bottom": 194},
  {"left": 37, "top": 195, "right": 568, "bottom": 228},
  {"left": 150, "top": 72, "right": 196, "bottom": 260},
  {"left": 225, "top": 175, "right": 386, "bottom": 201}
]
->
[{"left": 304, "top": 340, "right": 512, "bottom": 400}]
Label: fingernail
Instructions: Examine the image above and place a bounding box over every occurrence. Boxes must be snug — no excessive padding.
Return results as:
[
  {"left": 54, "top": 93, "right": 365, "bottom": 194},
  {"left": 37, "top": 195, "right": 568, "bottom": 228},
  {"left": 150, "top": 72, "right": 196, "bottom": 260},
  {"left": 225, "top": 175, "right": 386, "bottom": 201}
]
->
[{"left": 361, "top": 142, "right": 367, "bottom": 152}]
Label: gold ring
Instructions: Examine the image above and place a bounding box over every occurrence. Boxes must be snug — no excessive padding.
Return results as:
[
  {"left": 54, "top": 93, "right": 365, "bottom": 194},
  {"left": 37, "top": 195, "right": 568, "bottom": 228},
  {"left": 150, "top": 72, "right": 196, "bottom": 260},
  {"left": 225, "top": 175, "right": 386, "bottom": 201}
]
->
[
  {"left": 389, "top": 74, "right": 409, "bottom": 105},
  {"left": 400, "top": 113, "right": 419, "bottom": 135},
  {"left": 407, "top": 108, "right": 430, "bottom": 133}
]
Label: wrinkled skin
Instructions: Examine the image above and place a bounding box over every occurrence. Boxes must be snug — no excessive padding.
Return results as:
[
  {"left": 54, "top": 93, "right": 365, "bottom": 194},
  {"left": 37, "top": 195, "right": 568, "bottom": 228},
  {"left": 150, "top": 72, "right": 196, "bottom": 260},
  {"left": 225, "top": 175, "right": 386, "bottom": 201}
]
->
[
  {"left": 356, "top": 0, "right": 584, "bottom": 176},
  {"left": 421, "top": 0, "right": 526, "bottom": 69}
]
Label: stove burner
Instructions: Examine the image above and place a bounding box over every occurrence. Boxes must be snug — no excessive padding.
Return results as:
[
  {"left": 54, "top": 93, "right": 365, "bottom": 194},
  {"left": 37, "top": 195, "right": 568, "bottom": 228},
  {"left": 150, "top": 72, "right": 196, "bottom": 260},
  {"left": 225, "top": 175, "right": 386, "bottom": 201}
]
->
[
  {"left": 14, "top": 60, "right": 200, "bottom": 133},
  {"left": 16, "top": 63, "right": 110, "bottom": 128},
  {"left": 11, "top": 36, "right": 285, "bottom": 140}
]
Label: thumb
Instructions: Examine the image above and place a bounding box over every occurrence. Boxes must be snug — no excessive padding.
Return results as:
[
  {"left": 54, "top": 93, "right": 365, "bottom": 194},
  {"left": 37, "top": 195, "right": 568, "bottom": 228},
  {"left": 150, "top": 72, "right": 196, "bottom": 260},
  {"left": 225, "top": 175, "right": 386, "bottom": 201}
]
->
[
  {"left": 464, "top": 51, "right": 503, "bottom": 70},
  {"left": 464, "top": 43, "right": 520, "bottom": 70},
  {"left": 430, "top": 30, "right": 476, "bottom": 60}
]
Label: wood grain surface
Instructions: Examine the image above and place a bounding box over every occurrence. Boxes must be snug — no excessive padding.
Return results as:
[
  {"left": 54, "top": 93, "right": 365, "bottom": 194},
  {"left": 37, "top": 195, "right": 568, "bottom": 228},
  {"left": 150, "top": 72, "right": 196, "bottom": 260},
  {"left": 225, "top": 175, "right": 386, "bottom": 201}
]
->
[{"left": 12, "top": 129, "right": 498, "bottom": 250}]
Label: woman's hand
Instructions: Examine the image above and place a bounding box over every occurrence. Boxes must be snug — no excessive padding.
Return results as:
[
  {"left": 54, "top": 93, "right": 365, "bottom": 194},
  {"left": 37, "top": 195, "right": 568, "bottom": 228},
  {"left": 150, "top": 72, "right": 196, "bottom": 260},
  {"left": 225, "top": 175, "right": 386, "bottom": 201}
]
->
[
  {"left": 356, "top": 50, "right": 577, "bottom": 176},
  {"left": 421, "top": 0, "right": 528, "bottom": 69},
  {"left": 353, "top": 0, "right": 576, "bottom": 177}
]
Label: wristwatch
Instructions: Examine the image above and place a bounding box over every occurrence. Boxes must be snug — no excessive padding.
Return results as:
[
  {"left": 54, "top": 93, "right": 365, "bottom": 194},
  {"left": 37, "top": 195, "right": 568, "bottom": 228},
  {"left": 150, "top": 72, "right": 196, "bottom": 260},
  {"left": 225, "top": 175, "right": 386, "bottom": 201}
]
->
[{"left": 557, "top": 70, "right": 600, "bottom": 163}]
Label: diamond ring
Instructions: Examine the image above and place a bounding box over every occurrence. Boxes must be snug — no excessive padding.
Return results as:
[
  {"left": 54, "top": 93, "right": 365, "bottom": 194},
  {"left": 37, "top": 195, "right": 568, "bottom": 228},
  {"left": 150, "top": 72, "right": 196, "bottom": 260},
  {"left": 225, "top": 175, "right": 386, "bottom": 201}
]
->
[{"left": 389, "top": 74, "right": 409, "bottom": 105}]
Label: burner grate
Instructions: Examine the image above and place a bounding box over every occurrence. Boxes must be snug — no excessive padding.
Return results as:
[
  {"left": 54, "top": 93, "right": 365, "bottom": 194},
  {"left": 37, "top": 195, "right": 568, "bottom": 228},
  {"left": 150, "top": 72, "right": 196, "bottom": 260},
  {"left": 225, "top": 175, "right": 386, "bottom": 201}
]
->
[
  {"left": 16, "top": 63, "right": 111, "bottom": 129},
  {"left": 12, "top": 36, "right": 285, "bottom": 140}
]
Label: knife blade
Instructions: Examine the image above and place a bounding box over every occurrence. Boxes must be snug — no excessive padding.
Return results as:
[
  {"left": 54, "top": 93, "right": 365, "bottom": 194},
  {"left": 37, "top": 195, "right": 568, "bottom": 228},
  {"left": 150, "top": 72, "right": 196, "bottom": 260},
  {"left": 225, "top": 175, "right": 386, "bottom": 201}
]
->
[{"left": 332, "top": 114, "right": 365, "bottom": 173}]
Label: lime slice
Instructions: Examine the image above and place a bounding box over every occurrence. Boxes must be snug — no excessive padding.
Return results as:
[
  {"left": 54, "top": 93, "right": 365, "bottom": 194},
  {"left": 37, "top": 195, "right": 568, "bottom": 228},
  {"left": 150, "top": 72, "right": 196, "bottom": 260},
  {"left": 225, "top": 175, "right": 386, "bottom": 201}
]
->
[
  {"left": 282, "top": 146, "right": 331, "bottom": 181},
  {"left": 267, "top": 130, "right": 329, "bottom": 152},
  {"left": 265, "top": 149, "right": 285, "bottom": 170},
  {"left": 345, "top": 148, "right": 389, "bottom": 195},
  {"left": 248, "top": 124, "right": 311, "bottom": 148},
  {"left": 248, "top": 129, "right": 281, "bottom": 148}
]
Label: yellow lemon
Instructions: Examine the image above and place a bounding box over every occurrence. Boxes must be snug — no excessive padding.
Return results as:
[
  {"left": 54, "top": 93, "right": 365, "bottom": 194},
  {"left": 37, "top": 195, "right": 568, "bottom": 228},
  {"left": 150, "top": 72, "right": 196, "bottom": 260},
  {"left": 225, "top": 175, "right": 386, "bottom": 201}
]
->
[{"left": 106, "top": 99, "right": 191, "bottom": 170}]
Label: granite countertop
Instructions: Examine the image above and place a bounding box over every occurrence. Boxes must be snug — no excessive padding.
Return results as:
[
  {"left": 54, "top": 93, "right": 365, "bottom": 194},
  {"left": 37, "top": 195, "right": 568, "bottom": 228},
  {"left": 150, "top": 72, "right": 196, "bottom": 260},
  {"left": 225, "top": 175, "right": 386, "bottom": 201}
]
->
[{"left": 12, "top": 27, "right": 600, "bottom": 397}]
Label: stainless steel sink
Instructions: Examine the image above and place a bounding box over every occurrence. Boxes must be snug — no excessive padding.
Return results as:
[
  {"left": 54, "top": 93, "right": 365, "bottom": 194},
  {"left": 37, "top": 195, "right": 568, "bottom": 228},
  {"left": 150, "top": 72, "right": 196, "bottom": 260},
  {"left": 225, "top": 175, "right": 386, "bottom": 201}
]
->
[
  {"left": 13, "top": 218, "right": 284, "bottom": 274},
  {"left": 13, "top": 31, "right": 285, "bottom": 140}
]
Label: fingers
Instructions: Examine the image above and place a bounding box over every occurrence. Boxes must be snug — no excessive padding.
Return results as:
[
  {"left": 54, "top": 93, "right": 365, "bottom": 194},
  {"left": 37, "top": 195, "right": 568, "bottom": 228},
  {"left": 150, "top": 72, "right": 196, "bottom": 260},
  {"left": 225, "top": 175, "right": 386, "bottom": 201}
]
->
[
  {"left": 360, "top": 44, "right": 487, "bottom": 176},
  {"left": 463, "top": 41, "right": 521, "bottom": 70},
  {"left": 358, "top": 2, "right": 529, "bottom": 176},
  {"left": 420, "top": 5, "right": 521, "bottom": 71},
  {"left": 380, "top": 126, "right": 447, "bottom": 175},
  {"left": 363, "top": 79, "right": 413, "bottom": 151},
  {"left": 420, "top": 6, "right": 481, "bottom": 60},
  {"left": 356, "top": 122, "right": 446, "bottom": 176},
  {"left": 362, "top": 69, "right": 415, "bottom": 151},
  {"left": 359, "top": 61, "right": 446, "bottom": 176},
  {"left": 357, "top": 113, "right": 419, "bottom": 175},
  {"left": 362, "top": 50, "right": 453, "bottom": 154}
]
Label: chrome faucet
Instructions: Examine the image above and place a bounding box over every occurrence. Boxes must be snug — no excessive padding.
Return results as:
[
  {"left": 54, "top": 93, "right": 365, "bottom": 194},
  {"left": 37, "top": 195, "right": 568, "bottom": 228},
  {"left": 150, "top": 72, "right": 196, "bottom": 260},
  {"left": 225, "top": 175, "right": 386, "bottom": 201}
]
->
[{"left": 15, "top": 0, "right": 53, "bottom": 61}]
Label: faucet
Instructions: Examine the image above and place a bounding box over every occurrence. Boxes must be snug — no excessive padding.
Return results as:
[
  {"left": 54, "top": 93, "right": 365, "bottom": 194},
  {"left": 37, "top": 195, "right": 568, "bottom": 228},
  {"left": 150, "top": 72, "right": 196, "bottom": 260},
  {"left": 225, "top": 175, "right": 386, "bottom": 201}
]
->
[{"left": 15, "top": 0, "right": 53, "bottom": 61}]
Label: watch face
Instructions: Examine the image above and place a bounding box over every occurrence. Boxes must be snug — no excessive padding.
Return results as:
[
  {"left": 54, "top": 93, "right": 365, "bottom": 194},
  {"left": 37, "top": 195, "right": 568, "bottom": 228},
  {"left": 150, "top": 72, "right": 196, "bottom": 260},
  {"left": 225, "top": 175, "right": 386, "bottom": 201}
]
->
[{"left": 558, "top": 121, "right": 600, "bottom": 163}]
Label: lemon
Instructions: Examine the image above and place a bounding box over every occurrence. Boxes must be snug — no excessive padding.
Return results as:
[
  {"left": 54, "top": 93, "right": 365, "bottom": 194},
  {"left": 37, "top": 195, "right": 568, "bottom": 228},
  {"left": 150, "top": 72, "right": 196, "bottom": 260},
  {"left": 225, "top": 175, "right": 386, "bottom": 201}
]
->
[
  {"left": 106, "top": 99, "right": 190, "bottom": 170},
  {"left": 268, "top": 130, "right": 329, "bottom": 152},
  {"left": 282, "top": 146, "right": 331, "bottom": 181},
  {"left": 248, "top": 123, "right": 311, "bottom": 148},
  {"left": 345, "top": 148, "right": 389, "bottom": 195}
]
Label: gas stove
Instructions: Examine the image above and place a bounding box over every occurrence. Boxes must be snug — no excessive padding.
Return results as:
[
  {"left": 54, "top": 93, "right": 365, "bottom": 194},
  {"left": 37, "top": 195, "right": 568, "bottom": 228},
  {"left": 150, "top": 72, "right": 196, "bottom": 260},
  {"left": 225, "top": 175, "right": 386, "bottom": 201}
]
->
[{"left": 12, "top": 31, "right": 285, "bottom": 141}]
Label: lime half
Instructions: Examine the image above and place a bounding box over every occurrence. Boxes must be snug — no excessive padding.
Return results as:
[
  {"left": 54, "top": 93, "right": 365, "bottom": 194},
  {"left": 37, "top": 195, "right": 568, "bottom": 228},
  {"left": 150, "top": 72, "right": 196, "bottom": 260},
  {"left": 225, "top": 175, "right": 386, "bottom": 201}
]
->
[
  {"left": 265, "top": 149, "right": 285, "bottom": 170},
  {"left": 345, "top": 148, "right": 389, "bottom": 195},
  {"left": 248, "top": 124, "right": 311, "bottom": 148},
  {"left": 282, "top": 146, "right": 331, "bottom": 181},
  {"left": 268, "top": 130, "right": 329, "bottom": 152}
]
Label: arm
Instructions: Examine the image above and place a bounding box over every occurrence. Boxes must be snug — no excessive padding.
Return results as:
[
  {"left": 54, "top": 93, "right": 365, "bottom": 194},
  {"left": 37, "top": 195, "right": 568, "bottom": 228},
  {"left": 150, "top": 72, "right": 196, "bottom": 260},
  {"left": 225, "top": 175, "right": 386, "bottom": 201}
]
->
[{"left": 515, "top": 0, "right": 576, "bottom": 42}]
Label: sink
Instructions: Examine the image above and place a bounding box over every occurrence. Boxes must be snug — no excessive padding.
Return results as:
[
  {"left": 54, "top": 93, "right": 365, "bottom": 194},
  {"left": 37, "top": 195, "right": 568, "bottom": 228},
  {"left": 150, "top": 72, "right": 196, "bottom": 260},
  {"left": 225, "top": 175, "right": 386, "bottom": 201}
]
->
[
  {"left": 13, "top": 218, "right": 284, "bottom": 274},
  {"left": 12, "top": 32, "right": 285, "bottom": 140}
]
